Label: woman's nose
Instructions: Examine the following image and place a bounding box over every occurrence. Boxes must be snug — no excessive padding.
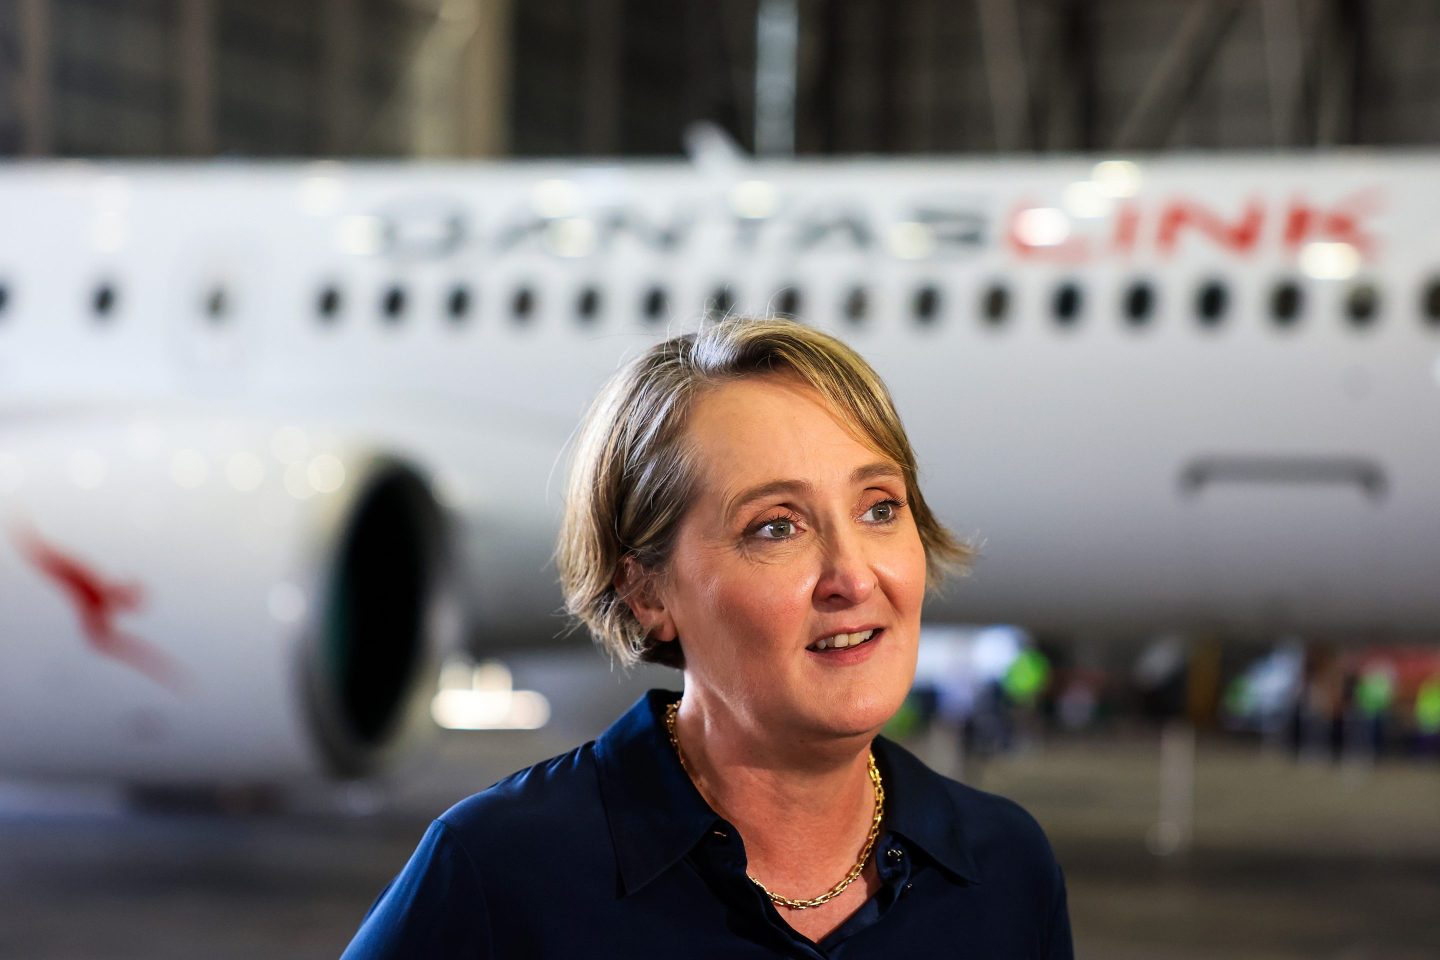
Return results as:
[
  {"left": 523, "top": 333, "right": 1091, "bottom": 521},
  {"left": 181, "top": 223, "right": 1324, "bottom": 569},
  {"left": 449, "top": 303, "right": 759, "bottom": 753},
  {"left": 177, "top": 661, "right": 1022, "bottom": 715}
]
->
[{"left": 813, "top": 528, "right": 877, "bottom": 606}]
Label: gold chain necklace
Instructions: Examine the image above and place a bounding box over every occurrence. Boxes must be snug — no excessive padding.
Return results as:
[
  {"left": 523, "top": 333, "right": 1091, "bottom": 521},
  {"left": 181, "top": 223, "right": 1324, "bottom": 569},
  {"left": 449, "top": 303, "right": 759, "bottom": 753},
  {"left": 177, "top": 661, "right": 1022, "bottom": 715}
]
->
[{"left": 664, "top": 699, "right": 885, "bottom": 911}]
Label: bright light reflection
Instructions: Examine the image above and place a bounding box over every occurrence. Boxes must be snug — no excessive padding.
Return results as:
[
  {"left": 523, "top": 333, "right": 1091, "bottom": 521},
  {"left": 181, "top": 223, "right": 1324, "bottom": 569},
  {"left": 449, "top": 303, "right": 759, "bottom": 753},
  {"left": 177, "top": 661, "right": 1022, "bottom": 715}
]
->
[
  {"left": 1300, "top": 241, "right": 1361, "bottom": 280},
  {"left": 972, "top": 625, "right": 1026, "bottom": 680},
  {"left": 532, "top": 179, "right": 580, "bottom": 218},
  {"left": 432, "top": 657, "right": 552, "bottom": 731},
  {"left": 728, "top": 180, "right": 778, "bottom": 219},
  {"left": 432, "top": 690, "right": 552, "bottom": 731},
  {"left": 1063, "top": 180, "right": 1112, "bottom": 219},
  {"left": 306, "top": 453, "right": 346, "bottom": 493},
  {"left": 1013, "top": 207, "right": 1071, "bottom": 247},
  {"left": 885, "top": 221, "right": 934, "bottom": 259},
  {"left": 300, "top": 176, "right": 344, "bottom": 217},
  {"left": 545, "top": 218, "right": 597, "bottom": 257},
  {"left": 433, "top": 470, "right": 470, "bottom": 511},
  {"left": 283, "top": 461, "right": 316, "bottom": 500},
  {"left": 1091, "top": 160, "right": 1142, "bottom": 198},
  {"left": 336, "top": 215, "right": 385, "bottom": 256}
]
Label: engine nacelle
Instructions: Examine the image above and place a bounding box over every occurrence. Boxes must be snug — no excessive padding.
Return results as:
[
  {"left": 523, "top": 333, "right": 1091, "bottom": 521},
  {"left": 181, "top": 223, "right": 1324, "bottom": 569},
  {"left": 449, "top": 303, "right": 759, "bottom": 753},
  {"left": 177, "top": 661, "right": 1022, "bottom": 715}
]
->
[{"left": 0, "top": 412, "right": 455, "bottom": 784}]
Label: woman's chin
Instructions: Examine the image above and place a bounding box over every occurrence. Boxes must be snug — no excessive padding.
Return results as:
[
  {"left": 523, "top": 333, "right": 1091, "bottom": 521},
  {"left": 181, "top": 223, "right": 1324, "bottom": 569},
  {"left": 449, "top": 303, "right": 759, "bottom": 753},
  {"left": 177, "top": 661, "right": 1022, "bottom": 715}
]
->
[{"left": 804, "top": 690, "right": 906, "bottom": 741}]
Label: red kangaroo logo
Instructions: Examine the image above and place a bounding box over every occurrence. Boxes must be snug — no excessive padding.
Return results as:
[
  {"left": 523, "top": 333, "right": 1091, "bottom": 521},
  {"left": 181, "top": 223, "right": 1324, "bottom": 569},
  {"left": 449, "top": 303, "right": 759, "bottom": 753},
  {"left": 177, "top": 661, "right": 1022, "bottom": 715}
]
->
[{"left": 11, "top": 523, "right": 188, "bottom": 693}]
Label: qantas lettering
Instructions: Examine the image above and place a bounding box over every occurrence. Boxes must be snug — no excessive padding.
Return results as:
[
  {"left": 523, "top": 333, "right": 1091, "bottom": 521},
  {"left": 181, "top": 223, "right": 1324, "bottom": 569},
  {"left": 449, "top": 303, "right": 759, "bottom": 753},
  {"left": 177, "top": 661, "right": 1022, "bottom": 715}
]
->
[
  {"left": 367, "top": 188, "right": 1380, "bottom": 266},
  {"left": 368, "top": 196, "right": 991, "bottom": 262},
  {"left": 1009, "top": 189, "right": 1382, "bottom": 263}
]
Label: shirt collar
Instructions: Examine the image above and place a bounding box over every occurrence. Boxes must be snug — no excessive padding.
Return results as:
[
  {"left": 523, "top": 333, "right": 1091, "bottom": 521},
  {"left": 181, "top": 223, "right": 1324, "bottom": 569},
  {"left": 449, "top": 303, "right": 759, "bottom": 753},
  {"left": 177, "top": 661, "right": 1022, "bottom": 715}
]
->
[
  {"left": 594, "top": 689, "right": 718, "bottom": 897},
  {"left": 593, "top": 689, "right": 982, "bottom": 896},
  {"left": 872, "top": 735, "right": 982, "bottom": 885}
]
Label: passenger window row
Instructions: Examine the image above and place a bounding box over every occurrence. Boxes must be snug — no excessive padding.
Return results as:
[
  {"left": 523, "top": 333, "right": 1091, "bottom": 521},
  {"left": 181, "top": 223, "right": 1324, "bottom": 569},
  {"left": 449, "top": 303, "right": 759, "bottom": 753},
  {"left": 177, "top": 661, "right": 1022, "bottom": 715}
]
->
[
  {"left": 302, "top": 278, "right": 1434, "bottom": 333},
  {"left": 5, "top": 278, "right": 1436, "bottom": 333}
]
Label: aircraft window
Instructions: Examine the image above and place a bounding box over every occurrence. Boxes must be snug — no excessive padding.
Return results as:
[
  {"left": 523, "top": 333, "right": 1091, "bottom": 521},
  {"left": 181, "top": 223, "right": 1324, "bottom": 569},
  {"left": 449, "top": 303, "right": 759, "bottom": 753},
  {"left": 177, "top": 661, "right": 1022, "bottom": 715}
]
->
[
  {"left": 1421, "top": 278, "right": 1440, "bottom": 328},
  {"left": 0, "top": 283, "right": 8, "bottom": 318},
  {"left": 1122, "top": 281, "right": 1154, "bottom": 326},
  {"left": 775, "top": 286, "right": 802, "bottom": 317},
  {"left": 981, "top": 284, "right": 1010, "bottom": 326},
  {"left": 446, "top": 285, "right": 472, "bottom": 322},
  {"left": 576, "top": 285, "right": 601, "bottom": 323},
  {"left": 913, "top": 285, "right": 941, "bottom": 325},
  {"left": 642, "top": 285, "right": 668, "bottom": 323},
  {"left": 1345, "top": 283, "right": 1379, "bottom": 328},
  {"left": 843, "top": 286, "right": 869, "bottom": 324},
  {"left": 1270, "top": 280, "right": 1303, "bottom": 326},
  {"left": 92, "top": 282, "right": 118, "bottom": 320},
  {"left": 317, "top": 284, "right": 343, "bottom": 322},
  {"left": 709, "top": 284, "right": 735, "bottom": 316},
  {"left": 512, "top": 286, "right": 535, "bottom": 324},
  {"left": 381, "top": 285, "right": 407, "bottom": 322},
  {"left": 1053, "top": 282, "right": 1082, "bottom": 325},
  {"left": 1196, "top": 280, "right": 1228, "bottom": 326},
  {"left": 204, "top": 287, "right": 228, "bottom": 323}
]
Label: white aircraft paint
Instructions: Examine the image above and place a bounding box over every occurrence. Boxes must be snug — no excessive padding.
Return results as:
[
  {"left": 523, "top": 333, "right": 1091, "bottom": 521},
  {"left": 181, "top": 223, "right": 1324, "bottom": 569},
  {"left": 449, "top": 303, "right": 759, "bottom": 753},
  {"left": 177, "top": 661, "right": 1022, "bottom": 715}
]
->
[{"left": 0, "top": 153, "right": 1435, "bottom": 781}]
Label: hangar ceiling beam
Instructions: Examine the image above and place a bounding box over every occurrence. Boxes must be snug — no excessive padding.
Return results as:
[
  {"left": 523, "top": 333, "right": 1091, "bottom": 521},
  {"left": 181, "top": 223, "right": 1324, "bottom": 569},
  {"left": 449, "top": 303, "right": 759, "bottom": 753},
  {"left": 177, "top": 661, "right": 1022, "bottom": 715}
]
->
[
  {"left": 402, "top": 0, "right": 510, "bottom": 157},
  {"left": 1315, "top": 0, "right": 1366, "bottom": 146},
  {"left": 457, "top": 0, "right": 511, "bottom": 157},
  {"left": 321, "top": 0, "right": 360, "bottom": 154},
  {"left": 17, "top": 0, "right": 51, "bottom": 156},
  {"left": 1112, "top": 0, "right": 1243, "bottom": 151},
  {"left": 177, "top": 0, "right": 216, "bottom": 156},
  {"left": 976, "top": 0, "right": 1032, "bottom": 152},
  {"left": 1046, "top": 0, "right": 1096, "bottom": 151},
  {"left": 582, "top": 0, "right": 621, "bottom": 155},
  {"left": 904, "top": 0, "right": 941, "bottom": 152},
  {"left": 1260, "top": 0, "right": 1304, "bottom": 148}
]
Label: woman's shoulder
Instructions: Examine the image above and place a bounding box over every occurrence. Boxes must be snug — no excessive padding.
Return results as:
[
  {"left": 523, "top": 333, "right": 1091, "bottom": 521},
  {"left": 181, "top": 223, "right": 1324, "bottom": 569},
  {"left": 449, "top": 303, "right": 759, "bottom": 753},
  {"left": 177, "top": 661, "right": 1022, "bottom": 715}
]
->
[{"left": 875, "top": 736, "right": 1060, "bottom": 867}]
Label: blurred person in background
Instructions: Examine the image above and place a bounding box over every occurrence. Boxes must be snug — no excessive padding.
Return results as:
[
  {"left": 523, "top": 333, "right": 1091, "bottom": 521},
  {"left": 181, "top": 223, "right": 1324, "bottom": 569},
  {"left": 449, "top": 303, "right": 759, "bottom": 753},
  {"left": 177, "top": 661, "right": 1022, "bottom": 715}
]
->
[
  {"left": 1415, "top": 675, "right": 1440, "bottom": 757},
  {"left": 341, "top": 317, "right": 1073, "bottom": 958}
]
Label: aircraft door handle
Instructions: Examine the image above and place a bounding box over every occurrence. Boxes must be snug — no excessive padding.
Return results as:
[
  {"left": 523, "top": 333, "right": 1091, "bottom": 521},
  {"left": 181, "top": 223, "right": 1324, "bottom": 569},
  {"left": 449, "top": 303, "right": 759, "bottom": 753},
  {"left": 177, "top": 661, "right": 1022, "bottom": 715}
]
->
[{"left": 1177, "top": 455, "right": 1388, "bottom": 502}]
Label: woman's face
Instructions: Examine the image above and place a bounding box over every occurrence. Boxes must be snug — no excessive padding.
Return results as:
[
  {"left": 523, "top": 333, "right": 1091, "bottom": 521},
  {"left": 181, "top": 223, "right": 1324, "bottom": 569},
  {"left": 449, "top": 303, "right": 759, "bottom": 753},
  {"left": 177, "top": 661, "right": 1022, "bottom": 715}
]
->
[{"left": 646, "top": 373, "right": 927, "bottom": 745}]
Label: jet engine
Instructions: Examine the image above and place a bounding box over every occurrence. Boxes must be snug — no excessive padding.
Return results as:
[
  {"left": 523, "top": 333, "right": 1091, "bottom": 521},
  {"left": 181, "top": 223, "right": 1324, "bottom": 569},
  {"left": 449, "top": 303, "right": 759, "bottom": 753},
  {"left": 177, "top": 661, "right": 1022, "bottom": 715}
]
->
[{"left": 0, "top": 412, "right": 457, "bottom": 785}]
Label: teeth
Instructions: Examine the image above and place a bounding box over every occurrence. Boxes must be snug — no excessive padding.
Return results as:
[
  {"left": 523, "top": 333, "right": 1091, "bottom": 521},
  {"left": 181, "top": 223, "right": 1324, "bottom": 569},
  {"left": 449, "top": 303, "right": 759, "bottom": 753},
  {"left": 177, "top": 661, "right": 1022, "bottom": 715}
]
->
[{"left": 811, "top": 629, "right": 876, "bottom": 652}]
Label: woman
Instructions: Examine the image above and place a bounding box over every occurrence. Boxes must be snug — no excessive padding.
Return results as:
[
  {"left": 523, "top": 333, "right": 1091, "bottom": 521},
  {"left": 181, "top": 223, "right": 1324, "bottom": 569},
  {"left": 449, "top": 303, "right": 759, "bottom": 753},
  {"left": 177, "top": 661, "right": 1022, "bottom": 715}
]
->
[{"left": 342, "top": 317, "right": 1073, "bottom": 958}]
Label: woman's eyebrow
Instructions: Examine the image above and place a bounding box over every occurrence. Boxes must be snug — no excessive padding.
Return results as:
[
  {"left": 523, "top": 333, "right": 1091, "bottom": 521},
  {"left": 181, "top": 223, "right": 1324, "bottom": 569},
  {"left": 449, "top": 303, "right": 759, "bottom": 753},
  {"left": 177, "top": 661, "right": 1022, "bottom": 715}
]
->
[
  {"left": 722, "top": 461, "right": 902, "bottom": 521},
  {"left": 852, "top": 460, "right": 904, "bottom": 485},
  {"left": 723, "top": 478, "right": 813, "bottom": 522}
]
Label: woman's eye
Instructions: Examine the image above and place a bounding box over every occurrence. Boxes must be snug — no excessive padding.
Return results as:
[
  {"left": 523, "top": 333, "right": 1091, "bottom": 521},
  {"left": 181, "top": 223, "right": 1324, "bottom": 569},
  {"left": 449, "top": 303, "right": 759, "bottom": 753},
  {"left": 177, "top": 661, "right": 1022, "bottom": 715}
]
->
[
  {"left": 757, "top": 517, "right": 797, "bottom": 539},
  {"left": 863, "top": 499, "right": 903, "bottom": 523}
]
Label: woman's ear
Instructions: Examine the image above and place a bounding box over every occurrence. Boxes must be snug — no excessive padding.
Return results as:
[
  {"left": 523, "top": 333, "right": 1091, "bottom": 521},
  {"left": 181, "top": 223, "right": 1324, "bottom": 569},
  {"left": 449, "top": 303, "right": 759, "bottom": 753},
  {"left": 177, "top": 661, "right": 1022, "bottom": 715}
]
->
[{"left": 614, "top": 555, "right": 678, "bottom": 644}]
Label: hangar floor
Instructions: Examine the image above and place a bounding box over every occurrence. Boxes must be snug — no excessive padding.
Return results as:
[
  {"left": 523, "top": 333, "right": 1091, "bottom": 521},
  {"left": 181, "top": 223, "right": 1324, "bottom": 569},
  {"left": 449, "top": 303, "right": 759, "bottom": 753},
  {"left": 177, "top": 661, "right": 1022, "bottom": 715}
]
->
[{"left": 3, "top": 653, "right": 1439, "bottom": 959}]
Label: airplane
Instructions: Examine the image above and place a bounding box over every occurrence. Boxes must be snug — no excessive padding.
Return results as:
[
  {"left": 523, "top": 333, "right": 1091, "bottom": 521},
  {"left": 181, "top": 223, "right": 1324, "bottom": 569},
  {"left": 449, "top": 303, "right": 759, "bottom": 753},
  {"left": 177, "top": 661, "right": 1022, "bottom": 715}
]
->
[{"left": 2, "top": 148, "right": 1437, "bottom": 787}]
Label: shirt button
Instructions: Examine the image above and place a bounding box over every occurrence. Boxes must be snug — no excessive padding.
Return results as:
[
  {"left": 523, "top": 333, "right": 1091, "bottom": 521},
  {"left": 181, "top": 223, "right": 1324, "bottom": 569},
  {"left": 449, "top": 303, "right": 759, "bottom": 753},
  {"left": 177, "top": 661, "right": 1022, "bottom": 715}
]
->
[{"left": 886, "top": 848, "right": 904, "bottom": 861}]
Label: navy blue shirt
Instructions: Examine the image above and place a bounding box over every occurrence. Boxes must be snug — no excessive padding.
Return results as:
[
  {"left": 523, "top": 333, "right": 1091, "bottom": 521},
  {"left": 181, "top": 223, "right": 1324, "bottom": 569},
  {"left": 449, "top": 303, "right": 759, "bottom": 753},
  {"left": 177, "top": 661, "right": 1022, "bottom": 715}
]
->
[{"left": 342, "top": 689, "right": 1073, "bottom": 958}]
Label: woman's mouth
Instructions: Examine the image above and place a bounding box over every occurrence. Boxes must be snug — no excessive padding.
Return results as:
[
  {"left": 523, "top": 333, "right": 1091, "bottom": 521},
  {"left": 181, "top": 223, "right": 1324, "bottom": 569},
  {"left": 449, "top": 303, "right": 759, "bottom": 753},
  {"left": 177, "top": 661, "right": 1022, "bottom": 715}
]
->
[{"left": 806, "top": 627, "right": 883, "bottom": 653}]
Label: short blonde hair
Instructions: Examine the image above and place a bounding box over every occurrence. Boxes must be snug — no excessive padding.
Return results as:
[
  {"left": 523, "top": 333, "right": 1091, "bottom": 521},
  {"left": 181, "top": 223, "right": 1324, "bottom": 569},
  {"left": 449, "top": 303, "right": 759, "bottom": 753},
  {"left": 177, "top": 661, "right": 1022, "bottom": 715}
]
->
[{"left": 557, "top": 316, "right": 973, "bottom": 668}]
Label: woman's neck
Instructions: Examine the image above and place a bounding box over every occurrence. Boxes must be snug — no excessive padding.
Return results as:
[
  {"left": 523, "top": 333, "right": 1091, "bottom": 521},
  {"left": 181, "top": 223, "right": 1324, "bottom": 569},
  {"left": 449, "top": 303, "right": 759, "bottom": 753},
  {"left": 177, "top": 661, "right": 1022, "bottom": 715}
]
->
[{"left": 671, "top": 689, "right": 880, "bottom": 891}]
